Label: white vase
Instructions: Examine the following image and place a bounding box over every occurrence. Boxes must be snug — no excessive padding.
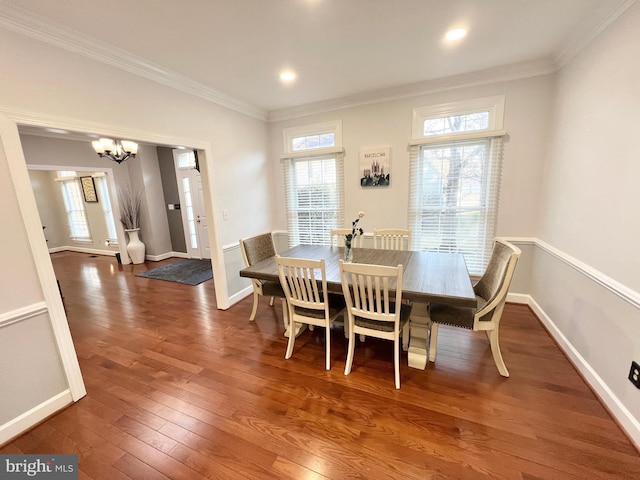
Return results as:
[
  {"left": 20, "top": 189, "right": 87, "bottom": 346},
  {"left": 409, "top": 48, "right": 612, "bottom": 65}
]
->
[{"left": 125, "top": 228, "right": 145, "bottom": 264}]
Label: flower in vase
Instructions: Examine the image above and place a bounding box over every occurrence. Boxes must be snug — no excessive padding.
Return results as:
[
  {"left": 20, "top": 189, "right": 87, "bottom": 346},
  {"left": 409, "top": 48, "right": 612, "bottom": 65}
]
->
[{"left": 345, "top": 211, "right": 365, "bottom": 248}]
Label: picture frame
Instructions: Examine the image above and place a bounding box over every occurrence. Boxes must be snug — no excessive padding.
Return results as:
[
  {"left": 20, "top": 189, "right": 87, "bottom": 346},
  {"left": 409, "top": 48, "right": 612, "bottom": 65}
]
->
[
  {"left": 80, "top": 176, "right": 98, "bottom": 203},
  {"left": 359, "top": 146, "right": 391, "bottom": 187}
]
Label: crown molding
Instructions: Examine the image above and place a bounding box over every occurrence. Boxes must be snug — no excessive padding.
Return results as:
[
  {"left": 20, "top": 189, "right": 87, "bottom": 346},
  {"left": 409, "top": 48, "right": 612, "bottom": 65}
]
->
[
  {"left": 0, "top": 4, "right": 267, "bottom": 122},
  {"left": 2, "top": 107, "right": 212, "bottom": 150},
  {"left": 268, "top": 57, "right": 557, "bottom": 123},
  {"left": 554, "top": 0, "right": 637, "bottom": 68}
]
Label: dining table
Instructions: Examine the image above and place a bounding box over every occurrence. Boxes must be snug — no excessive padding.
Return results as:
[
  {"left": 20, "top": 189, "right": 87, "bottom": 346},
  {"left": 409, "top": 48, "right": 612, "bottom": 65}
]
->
[{"left": 239, "top": 244, "right": 476, "bottom": 370}]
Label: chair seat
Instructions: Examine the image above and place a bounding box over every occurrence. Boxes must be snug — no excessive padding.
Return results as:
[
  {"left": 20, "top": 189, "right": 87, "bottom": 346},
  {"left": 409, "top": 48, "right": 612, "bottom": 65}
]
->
[
  {"left": 429, "top": 295, "right": 488, "bottom": 329},
  {"left": 354, "top": 302, "right": 412, "bottom": 332},
  {"left": 293, "top": 294, "right": 346, "bottom": 320},
  {"left": 261, "top": 280, "right": 285, "bottom": 297}
]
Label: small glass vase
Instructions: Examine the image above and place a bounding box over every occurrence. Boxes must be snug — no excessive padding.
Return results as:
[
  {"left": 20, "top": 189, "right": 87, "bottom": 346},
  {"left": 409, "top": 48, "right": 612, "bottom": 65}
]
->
[{"left": 344, "top": 244, "right": 353, "bottom": 263}]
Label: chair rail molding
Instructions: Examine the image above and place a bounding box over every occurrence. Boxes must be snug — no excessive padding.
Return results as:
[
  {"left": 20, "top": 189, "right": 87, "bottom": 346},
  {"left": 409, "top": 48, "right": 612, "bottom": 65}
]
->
[{"left": 505, "top": 237, "right": 640, "bottom": 309}]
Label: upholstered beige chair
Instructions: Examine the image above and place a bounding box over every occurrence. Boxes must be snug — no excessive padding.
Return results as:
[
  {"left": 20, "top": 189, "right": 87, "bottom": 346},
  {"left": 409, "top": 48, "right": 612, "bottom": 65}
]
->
[
  {"left": 330, "top": 228, "right": 364, "bottom": 247},
  {"left": 428, "top": 238, "right": 521, "bottom": 377},
  {"left": 239, "top": 232, "right": 284, "bottom": 321},
  {"left": 339, "top": 260, "right": 412, "bottom": 389},
  {"left": 373, "top": 228, "right": 411, "bottom": 250},
  {"left": 276, "top": 256, "right": 345, "bottom": 370}
]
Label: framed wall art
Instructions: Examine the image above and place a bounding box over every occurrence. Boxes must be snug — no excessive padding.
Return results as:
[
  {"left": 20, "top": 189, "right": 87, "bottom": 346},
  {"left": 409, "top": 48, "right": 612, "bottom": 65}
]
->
[
  {"left": 80, "top": 176, "right": 98, "bottom": 202},
  {"left": 359, "top": 146, "right": 391, "bottom": 187}
]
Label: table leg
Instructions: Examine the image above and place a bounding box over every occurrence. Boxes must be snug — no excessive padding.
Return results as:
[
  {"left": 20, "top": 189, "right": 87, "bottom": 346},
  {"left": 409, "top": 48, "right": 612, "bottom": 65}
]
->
[
  {"left": 429, "top": 322, "right": 439, "bottom": 362},
  {"left": 408, "top": 302, "right": 430, "bottom": 370}
]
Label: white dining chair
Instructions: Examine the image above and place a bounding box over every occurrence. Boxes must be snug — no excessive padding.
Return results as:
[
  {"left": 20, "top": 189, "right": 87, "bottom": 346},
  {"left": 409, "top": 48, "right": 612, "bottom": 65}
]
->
[
  {"left": 276, "top": 256, "right": 345, "bottom": 370},
  {"left": 330, "top": 228, "right": 364, "bottom": 248},
  {"left": 339, "top": 260, "right": 412, "bottom": 389},
  {"left": 373, "top": 228, "right": 411, "bottom": 250}
]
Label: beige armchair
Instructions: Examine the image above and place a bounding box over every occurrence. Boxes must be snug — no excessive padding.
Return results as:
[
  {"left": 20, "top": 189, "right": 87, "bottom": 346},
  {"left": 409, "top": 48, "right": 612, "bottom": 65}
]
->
[
  {"left": 428, "top": 238, "right": 521, "bottom": 377},
  {"left": 239, "top": 232, "right": 284, "bottom": 321}
]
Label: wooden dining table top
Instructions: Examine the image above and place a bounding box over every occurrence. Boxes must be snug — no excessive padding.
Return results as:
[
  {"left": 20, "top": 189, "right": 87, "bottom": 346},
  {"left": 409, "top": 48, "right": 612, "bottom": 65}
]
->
[{"left": 239, "top": 244, "right": 476, "bottom": 307}]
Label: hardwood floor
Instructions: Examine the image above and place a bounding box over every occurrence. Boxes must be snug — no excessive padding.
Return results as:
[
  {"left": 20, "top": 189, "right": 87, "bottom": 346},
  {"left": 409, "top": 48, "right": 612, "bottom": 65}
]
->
[{"left": 2, "top": 251, "right": 639, "bottom": 479}]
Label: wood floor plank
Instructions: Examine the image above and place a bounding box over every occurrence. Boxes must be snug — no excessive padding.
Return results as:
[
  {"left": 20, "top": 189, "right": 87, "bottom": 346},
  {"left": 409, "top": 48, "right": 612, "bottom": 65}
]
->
[{"left": 1, "top": 252, "right": 638, "bottom": 479}]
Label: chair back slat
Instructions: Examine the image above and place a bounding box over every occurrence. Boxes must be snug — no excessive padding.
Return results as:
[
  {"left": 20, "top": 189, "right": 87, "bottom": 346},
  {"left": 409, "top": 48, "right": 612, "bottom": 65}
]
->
[
  {"left": 341, "top": 261, "right": 403, "bottom": 323},
  {"left": 373, "top": 229, "right": 411, "bottom": 250},
  {"left": 331, "top": 228, "right": 364, "bottom": 247}
]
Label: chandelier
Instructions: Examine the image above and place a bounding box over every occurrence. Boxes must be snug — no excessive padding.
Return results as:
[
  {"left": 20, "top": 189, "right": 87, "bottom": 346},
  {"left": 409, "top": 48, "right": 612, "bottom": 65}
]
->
[{"left": 92, "top": 138, "right": 138, "bottom": 164}]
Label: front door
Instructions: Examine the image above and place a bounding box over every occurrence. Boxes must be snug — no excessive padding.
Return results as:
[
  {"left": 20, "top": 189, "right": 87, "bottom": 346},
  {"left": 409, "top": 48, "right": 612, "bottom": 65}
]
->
[{"left": 173, "top": 149, "right": 210, "bottom": 259}]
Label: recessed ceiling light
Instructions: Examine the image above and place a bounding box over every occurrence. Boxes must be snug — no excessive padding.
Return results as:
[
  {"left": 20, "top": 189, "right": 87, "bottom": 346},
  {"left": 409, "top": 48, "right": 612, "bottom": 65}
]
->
[
  {"left": 280, "top": 70, "right": 297, "bottom": 82},
  {"left": 445, "top": 28, "right": 467, "bottom": 41}
]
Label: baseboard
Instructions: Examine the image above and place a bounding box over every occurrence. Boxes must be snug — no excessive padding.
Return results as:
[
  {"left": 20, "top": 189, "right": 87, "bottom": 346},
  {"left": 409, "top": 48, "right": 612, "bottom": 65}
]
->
[
  {"left": 145, "top": 251, "right": 188, "bottom": 262},
  {"left": 229, "top": 286, "right": 254, "bottom": 306},
  {"left": 48, "top": 246, "right": 117, "bottom": 256},
  {"left": 0, "top": 390, "right": 73, "bottom": 446},
  {"left": 513, "top": 293, "right": 640, "bottom": 450}
]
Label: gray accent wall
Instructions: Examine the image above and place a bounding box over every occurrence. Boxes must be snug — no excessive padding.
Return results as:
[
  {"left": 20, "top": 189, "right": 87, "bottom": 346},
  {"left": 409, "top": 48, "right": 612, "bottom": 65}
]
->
[{"left": 157, "top": 146, "right": 187, "bottom": 253}]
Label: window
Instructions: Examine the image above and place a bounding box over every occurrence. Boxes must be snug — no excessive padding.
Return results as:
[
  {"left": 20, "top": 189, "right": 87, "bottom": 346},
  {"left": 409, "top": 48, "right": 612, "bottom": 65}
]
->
[
  {"left": 409, "top": 96, "right": 505, "bottom": 274},
  {"left": 57, "top": 171, "right": 91, "bottom": 242},
  {"left": 282, "top": 121, "right": 344, "bottom": 246},
  {"left": 94, "top": 175, "right": 118, "bottom": 244}
]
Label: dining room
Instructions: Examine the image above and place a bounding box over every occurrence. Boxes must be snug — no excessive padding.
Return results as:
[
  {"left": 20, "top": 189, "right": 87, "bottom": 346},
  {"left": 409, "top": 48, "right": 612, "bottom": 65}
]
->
[{"left": 1, "top": 0, "right": 639, "bottom": 476}]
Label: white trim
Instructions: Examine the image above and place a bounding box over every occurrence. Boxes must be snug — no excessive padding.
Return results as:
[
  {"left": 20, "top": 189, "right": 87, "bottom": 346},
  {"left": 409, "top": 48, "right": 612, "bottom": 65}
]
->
[
  {"left": 409, "top": 129, "right": 506, "bottom": 146},
  {"left": 0, "top": 390, "right": 73, "bottom": 445},
  {"left": 145, "top": 251, "right": 189, "bottom": 261},
  {"left": 49, "top": 245, "right": 117, "bottom": 256},
  {"left": 412, "top": 95, "right": 505, "bottom": 140},
  {"left": 223, "top": 241, "right": 240, "bottom": 252},
  {"left": 280, "top": 147, "right": 345, "bottom": 160},
  {"left": 0, "top": 4, "right": 266, "bottom": 122},
  {"left": 505, "top": 237, "right": 640, "bottom": 309},
  {"left": 554, "top": 0, "right": 638, "bottom": 68},
  {"left": 282, "top": 120, "right": 343, "bottom": 155},
  {"left": 0, "top": 302, "right": 48, "bottom": 329},
  {"left": 269, "top": 59, "right": 555, "bottom": 122},
  {"left": 0, "top": 112, "right": 87, "bottom": 402},
  {"left": 508, "top": 293, "right": 640, "bottom": 450},
  {"left": 229, "top": 285, "right": 255, "bottom": 307}
]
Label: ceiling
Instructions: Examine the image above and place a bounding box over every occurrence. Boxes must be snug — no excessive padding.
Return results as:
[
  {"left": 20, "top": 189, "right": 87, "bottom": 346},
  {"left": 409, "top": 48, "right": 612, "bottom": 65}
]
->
[{"left": 0, "top": 0, "right": 634, "bottom": 119}]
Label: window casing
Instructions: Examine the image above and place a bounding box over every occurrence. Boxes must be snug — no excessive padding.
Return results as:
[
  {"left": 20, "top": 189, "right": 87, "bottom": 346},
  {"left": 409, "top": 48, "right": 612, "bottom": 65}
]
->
[
  {"left": 58, "top": 172, "right": 92, "bottom": 242},
  {"left": 282, "top": 121, "right": 344, "bottom": 247},
  {"left": 94, "top": 175, "right": 118, "bottom": 244},
  {"left": 409, "top": 96, "right": 505, "bottom": 274}
]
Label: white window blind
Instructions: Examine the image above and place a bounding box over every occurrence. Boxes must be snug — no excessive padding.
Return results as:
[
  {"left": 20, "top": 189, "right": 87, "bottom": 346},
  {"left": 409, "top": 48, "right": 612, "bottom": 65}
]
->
[
  {"left": 283, "top": 153, "right": 344, "bottom": 247},
  {"left": 408, "top": 137, "right": 503, "bottom": 274},
  {"left": 59, "top": 176, "right": 91, "bottom": 242}
]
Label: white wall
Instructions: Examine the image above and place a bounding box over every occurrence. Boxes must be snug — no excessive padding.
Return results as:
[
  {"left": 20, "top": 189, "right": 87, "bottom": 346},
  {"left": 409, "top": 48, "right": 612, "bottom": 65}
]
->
[
  {"left": 0, "top": 24, "right": 272, "bottom": 442},
  {"left": 532, "top": 2, "right": 640, "bottom": 444},
  {"left": 268, "top": 74, "right": 554, "bottom": 239}
]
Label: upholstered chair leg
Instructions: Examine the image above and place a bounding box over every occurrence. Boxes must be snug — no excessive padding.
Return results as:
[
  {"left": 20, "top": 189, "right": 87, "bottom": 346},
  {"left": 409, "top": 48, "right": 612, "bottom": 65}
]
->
[
  {"left": 394, "top": 333, "right": 401, "bottom": 389},
  {"left": 325, "top": 326, "right": 331, "bottom": 370},
  {"left": 486, "top": 328, "right": 509, "bottom": 377},
  {"left": 344, "top": 332, "right": 356, "bottom": 376},
  {"left": 429, "top": 323, "right": 439, "bottom": 362},
  {"left": 269, "top": 296, "right": 275, "bottom": 307},
  {"left": 249, "top": 292, "right": 259, "bottom": 321},
  {"left": 285, "top": 323, "right": 296, "bottom": 359}
]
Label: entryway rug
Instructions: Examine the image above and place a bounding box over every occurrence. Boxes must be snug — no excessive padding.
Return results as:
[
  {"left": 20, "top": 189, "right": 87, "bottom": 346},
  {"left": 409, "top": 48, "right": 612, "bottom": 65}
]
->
[{"left": 136, "top": 259, "right": 213, "bottom": 285}]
